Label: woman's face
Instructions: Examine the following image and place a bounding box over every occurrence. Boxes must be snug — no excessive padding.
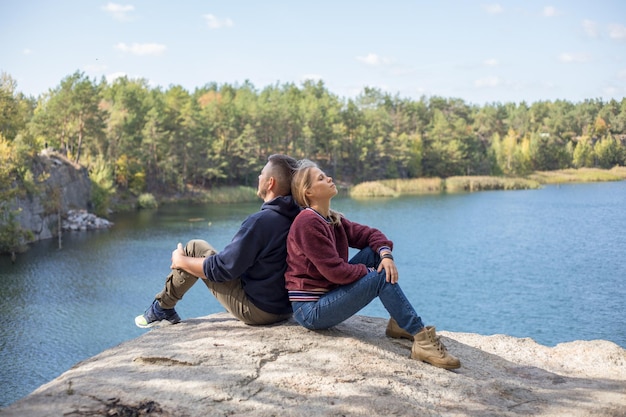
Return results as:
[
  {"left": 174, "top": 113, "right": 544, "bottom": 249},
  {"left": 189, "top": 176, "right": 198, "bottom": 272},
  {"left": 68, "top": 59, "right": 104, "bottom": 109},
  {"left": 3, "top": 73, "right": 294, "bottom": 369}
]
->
[{"left": 305, "top": 167, "right": 337, "bottom": 201}]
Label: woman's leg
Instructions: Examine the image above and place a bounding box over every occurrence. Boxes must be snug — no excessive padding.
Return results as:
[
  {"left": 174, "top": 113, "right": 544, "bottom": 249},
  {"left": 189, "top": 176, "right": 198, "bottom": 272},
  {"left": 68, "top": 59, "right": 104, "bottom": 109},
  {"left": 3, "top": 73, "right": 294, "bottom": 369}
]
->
[
  {"left": 292, "top": 269, "right": 424, "bottom": 333},
  {"left": 348, "top": 247, "right": 378, "bottom": 268},
  {"left": 350, "top": 246, "right": 425, "bottom": 334}
]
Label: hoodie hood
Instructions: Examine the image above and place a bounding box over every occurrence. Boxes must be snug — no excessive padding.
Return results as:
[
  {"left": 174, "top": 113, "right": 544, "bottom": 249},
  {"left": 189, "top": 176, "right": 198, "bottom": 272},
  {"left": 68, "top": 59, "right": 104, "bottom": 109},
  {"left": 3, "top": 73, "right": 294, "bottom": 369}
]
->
[{"left": 261, "top": 195, "right": 301, "bottom": 221}]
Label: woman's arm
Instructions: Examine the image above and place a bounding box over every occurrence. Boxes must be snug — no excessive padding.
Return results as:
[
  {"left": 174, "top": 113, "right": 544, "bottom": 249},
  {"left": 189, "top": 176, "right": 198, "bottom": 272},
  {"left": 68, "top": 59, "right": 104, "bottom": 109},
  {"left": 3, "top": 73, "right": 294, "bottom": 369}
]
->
[{"left": 291, "top": 212, "right": 368, "bottom": 285}]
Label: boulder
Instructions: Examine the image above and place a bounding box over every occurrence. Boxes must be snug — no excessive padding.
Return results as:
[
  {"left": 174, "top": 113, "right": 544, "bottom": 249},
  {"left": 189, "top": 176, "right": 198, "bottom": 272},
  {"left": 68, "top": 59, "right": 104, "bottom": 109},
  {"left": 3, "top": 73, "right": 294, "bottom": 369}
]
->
[
  {"left": 12, "top": 150, "right": 93, "bottom": 243},
  {"left": 1, "top": 314, "right": 624, "bottom": 416}
]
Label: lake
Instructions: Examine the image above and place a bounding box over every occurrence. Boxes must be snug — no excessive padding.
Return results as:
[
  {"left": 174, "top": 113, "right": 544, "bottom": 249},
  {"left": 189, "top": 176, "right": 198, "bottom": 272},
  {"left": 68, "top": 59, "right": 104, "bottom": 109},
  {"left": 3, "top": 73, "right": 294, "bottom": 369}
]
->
[{"left": 1, "top": 181, "right": 625, "bottom": 407}]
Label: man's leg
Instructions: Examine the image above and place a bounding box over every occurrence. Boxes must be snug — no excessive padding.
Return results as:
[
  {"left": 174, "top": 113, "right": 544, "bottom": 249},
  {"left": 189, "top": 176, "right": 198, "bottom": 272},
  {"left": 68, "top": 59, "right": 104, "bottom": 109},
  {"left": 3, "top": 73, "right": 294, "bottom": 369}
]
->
[
  {"left": 155, "top": 239, "right": 216, "bottom": 309},
  {"left": 203, "top": 278, "right": 291, "bottom": 325}
]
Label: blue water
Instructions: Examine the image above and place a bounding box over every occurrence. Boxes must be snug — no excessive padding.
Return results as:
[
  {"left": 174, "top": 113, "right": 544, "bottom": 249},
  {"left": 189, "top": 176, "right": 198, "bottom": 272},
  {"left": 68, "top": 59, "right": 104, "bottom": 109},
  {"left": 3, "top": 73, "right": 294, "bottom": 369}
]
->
[{"left": 1, "top": 181, "right": 625, "bottom": 407}]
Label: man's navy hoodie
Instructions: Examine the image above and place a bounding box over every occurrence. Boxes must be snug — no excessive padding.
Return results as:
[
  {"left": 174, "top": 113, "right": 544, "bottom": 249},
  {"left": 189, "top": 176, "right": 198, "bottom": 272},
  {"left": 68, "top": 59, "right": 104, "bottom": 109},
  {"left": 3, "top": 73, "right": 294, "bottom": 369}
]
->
[{"left": 202, "top": 195, "right": 301, "bottom": 315}]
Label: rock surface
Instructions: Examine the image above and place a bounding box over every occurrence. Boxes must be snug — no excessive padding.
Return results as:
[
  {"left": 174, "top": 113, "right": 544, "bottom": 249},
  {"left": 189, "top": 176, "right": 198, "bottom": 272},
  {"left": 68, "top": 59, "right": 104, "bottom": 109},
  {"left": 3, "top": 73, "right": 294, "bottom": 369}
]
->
[
  {"left": 12, "top": 149, "right": 93, "bottom": 243},
  {"left": 1, "top": 314, "right": 624, "bottom": 417},
  {"left": 62, "top": 209, "right": 113, "bottom": 231}
]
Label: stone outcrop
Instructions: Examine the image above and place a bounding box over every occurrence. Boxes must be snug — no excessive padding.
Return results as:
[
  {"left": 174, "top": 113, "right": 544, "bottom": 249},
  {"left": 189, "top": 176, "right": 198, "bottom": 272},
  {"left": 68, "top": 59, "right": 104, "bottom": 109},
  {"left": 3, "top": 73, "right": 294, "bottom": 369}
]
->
[
  {"left": 62, "top": 209, "right": 113, "bottom": 232},
  {"left": 12, "top": 150, "right": 108, "bottom": 244},
  {"left": 1, "top": 314, "right": 624, "bottom": 416}
]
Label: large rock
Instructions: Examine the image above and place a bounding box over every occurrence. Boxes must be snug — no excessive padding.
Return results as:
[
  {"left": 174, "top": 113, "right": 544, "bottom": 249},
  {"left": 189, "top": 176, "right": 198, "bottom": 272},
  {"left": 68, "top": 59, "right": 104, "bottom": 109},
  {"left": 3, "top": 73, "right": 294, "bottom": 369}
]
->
[
  {"left": 1, "top": 314, "right": 624, "bottom": 416},
  {"left": 13, "top": 150, "right": 93, "bottom": 243}
]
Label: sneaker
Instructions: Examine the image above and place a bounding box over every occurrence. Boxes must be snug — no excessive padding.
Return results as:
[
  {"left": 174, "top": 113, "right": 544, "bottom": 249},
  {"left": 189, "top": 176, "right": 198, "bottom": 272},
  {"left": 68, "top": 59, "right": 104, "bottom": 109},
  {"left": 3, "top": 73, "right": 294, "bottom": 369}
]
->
[
  {"left": 134, "top": 299, "right": 181, "bottom": 328},
  {"left": 385, "top": 317, "right": 415, "bottom": 341},
  {"left": 411, "top": 326, "right": 461, "bottom": 370}
]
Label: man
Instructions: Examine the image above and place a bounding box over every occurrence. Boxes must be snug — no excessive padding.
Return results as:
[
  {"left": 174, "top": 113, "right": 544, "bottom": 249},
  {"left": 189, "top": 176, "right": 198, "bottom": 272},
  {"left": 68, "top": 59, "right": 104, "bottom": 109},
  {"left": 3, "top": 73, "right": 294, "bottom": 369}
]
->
[{"left": 135, "top": 154, "right": 300, "bottom": 327}]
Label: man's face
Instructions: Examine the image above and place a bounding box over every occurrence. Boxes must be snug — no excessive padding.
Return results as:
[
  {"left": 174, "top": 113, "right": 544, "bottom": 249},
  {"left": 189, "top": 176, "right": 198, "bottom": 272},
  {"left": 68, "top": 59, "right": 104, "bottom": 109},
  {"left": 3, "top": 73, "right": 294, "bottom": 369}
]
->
[{"left": 257, "top": 162, "right": 271, "bottom": 200}]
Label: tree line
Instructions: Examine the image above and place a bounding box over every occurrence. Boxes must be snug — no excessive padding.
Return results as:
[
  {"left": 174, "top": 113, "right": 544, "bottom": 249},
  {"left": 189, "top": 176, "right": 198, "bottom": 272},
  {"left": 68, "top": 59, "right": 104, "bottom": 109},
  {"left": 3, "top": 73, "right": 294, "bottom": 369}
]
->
[
  {"left": 2, "top": 70, "right": 626, "bottom": 253},
  {"left": 2, "top": 70, "right": 626, "bottom": 197}
]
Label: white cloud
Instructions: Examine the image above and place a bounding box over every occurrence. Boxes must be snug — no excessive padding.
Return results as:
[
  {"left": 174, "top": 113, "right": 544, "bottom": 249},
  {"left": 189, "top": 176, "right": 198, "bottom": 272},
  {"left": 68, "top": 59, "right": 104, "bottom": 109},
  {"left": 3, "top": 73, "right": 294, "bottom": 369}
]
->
[
  {"left": 102, "top": 3, "right": 135, "bottom": 21},
  {"left": 115, "top": 42, "right": 166, "bottom": 56},
  {"left": 582, "top": 20, "right": 598, "bottom": 38},
  {"left": 608, "top": 24, "right": 626, "bottom": 40},
  {"left": 356, "top": 53, "right": 391, "bottom": 66},
  {"left": 23, "top": 48, "right": 32, "bottom": 55},
  {"left": 558, "top": 52, "right": 590, "bottom": 63},
  {"left": 483, "top": 58, "right": 498, "bottom": 67},
  {"left": 542, "top": 6, "right": 560, "bottom": 17},
  {"left": 481, "top": 4, "right": 503, "bottom": 15},
  {"left": 203, "top": 14, "right": 234, "bottom": 29},
  {"left": 474, "top": 76, "right": 501, "bottom": 88}
]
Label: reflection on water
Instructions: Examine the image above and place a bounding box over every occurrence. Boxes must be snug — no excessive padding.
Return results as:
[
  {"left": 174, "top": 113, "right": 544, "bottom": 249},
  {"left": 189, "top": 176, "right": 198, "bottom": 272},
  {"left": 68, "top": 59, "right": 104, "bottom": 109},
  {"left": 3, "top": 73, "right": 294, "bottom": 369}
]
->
[{"left": 1, "top": 183, "right": 625, "bottom": 407}]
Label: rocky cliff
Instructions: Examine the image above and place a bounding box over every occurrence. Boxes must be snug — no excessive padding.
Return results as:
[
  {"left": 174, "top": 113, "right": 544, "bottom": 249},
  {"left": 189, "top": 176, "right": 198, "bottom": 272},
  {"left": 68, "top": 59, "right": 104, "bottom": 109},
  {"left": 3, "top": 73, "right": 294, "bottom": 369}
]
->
[
  {"left": 12, "top": 150, "right": 96, "bottom": 243},
  {"left": 1, "top": 314, "right": 624, "bottom": 416}
]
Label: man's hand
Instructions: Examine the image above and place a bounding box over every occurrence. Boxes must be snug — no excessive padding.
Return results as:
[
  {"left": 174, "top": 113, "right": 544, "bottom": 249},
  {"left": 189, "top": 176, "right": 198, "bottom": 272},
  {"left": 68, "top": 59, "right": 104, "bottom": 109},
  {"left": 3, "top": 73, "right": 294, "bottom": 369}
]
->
[
  {"left": 170, "top": 243, "right": 208, "bottom": 279},
  {"left": 170, "top": 242, "right": 185, "bottom": 270}
]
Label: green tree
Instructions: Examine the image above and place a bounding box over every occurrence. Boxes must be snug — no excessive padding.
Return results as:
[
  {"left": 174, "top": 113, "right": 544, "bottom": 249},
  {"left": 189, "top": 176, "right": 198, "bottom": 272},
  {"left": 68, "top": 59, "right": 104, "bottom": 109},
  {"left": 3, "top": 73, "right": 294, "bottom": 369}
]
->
[
  {"left": 0, "top": 134, "right": 33, "bottom": 254},
  {"left": 1, "top": 72, "right": 35, "bottom": 142},
  {"left": 100, "top": 77, "right": 151, "bottom": 163},
  {"left": 572, "top": 136, "right": 594, "bottom": 168},
  {"left": 30, "top": 71, "right": 104, "bottom": 164},
  {"left": 595, "top": 134, "right": 625, "bottom": 168}
]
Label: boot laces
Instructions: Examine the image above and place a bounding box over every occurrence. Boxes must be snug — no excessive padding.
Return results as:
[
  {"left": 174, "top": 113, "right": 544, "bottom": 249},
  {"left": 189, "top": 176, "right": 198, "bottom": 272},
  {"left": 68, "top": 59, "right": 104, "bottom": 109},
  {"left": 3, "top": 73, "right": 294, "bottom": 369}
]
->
[{"left": 428, "top": 332, "right": 448, "bottom": 354}]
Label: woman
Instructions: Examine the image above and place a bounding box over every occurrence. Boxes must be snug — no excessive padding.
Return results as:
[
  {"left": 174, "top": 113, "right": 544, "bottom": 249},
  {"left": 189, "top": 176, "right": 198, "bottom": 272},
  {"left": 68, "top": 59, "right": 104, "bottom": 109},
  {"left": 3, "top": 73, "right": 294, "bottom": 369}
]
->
[{"left": 285, "top": 159, "right": 460, "bottom": 370}]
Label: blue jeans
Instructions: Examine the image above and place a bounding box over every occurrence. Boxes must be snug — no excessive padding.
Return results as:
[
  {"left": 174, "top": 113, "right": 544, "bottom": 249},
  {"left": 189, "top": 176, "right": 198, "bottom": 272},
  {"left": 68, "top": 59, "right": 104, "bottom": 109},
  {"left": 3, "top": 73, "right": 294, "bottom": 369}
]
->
[{"left": 292, "top": 247, "right": 425, "bottom": 335}]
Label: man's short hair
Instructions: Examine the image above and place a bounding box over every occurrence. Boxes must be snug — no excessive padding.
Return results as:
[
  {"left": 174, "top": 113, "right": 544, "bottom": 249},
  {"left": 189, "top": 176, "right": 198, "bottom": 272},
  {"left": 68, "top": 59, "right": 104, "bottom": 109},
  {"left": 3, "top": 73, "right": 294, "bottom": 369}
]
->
[{"left": 267, "top": 154, "right": 297, "bottom": 196}]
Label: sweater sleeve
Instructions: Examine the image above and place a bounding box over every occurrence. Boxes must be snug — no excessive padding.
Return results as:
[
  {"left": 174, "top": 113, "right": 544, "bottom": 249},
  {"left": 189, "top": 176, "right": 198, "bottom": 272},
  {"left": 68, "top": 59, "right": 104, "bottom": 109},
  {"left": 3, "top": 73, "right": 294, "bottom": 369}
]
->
[
  {"left": 341, "top": 217, "right": 394, "bottom": 253},
  {"left": 291, "top": 213, "right": 368, "bottom": 285}
]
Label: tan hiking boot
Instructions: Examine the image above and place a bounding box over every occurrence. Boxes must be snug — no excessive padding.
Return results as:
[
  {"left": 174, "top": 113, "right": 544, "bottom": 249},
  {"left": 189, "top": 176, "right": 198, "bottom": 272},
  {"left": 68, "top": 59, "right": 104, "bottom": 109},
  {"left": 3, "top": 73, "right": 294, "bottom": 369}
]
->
[
  {"left": 411, "top": 326, "right": 461, "bottom": 370},
  {"left": 385, "top": 318, "right": 414, "bottom": 341}
]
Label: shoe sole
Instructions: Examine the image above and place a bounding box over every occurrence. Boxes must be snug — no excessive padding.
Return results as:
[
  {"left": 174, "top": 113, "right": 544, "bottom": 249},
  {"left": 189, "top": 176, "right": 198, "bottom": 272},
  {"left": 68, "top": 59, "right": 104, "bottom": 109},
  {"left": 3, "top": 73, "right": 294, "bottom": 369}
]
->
[
  {"left": 411, "top": 352, "right": 461, "bottom": 370},
  {"left": 386, "top": 331, "right": 414, "bottom": 341},
  {"left": 134, "top": 315, "right": 180, "bottom": 329}
]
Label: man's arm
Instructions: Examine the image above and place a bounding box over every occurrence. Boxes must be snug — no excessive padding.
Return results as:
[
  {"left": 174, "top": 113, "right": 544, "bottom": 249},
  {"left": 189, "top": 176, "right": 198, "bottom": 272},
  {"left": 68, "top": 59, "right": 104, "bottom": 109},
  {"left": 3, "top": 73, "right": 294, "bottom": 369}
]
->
[{"left": 171, "top": 243, "right": 207, "bottom": 279}]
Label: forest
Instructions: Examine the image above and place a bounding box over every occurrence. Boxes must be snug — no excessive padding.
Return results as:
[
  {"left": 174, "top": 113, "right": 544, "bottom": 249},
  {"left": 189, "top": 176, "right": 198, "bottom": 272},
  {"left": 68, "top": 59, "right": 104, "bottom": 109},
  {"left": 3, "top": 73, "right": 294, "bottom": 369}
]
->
[{"left": 1, "top": 69, "right": 626, "bottom": 213}]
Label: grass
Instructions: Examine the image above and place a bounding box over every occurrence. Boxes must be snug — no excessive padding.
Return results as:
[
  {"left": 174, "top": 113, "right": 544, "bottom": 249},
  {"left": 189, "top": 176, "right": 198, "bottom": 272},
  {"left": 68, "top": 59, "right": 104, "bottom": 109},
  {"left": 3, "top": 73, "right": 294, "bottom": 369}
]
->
[
  {"left": 196, "top": 185, "right": 259, "bottom": 204},
  {"left": 380, "top": 178, "right": 444, "bottom": 194},
  {"left": 349, "top": 167, "right": 625, "bottom": 198},
  {"left": 350, "top": 178, "right": 443, "bottom": 198},
  {"left": 445, "top": 176, "right": 541, "bottom": 192},
  {"left": 528, "top": 167, "right": 626, "bottom": 184},
  {"left": 158, "top": 185, "right": 259, "bottom": 205}
]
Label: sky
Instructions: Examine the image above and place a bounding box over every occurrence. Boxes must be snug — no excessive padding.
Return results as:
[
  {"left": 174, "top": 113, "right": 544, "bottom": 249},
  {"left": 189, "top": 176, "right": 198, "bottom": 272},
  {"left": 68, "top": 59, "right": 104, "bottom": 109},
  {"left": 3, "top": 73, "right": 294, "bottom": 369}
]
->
[{"left": 1, "top": 1, "right": 625, "bottom": 105}]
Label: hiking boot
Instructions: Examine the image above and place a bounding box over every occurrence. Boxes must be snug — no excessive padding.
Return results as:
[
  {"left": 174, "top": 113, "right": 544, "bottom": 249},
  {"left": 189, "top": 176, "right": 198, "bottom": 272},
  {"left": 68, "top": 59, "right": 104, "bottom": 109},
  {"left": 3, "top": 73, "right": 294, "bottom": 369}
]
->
[
  {"left": 385, "top": 317, "right": 414, "bottom": 341},
  {"left": 411, "top": 326, "right": 461, "bottom": 370},
  {"left": 134, "top": 299, "right": 181, "bottom": 328}
]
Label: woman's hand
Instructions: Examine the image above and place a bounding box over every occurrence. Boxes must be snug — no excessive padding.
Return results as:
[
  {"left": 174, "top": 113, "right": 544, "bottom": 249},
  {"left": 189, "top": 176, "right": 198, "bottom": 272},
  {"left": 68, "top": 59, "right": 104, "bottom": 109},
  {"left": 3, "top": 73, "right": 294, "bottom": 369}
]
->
[{"left": 378, "top": 257, "right": 398, "bottom": 284}]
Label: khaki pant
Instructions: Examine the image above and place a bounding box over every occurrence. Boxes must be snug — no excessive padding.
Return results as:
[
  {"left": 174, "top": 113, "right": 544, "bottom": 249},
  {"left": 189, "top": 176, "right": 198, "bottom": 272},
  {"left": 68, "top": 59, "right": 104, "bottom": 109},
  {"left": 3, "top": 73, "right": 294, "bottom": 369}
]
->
[{"left": 155, "top": 239, "right": 291, "bottom": 325}]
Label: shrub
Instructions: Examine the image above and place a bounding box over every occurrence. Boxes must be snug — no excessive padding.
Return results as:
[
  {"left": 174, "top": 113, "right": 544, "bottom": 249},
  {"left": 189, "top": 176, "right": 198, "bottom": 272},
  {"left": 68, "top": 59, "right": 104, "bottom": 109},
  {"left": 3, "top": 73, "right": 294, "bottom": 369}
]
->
[
  {"left": 137, "top": 193, "right": 158, "bottom": 209},
  {"left": 90, "top": 157, "right": 115, "bottom": 217}
]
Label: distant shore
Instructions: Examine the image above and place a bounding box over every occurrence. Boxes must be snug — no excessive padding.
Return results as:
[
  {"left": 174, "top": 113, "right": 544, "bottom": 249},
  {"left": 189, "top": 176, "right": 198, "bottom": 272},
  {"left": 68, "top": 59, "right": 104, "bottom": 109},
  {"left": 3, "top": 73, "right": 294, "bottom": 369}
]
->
[
  {"left": 349, "top": 166, "right": 626, "bottom": 198},
  {"left": 116, "top": 167, "right": 626, "bottom": 208}
]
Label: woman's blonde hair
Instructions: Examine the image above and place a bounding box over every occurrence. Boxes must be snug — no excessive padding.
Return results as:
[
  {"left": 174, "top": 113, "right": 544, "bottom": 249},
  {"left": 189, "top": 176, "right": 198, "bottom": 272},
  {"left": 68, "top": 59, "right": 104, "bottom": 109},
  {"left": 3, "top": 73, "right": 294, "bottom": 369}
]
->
[{"left": 291, "top": 159, "right": 342, "bottom": 225}]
